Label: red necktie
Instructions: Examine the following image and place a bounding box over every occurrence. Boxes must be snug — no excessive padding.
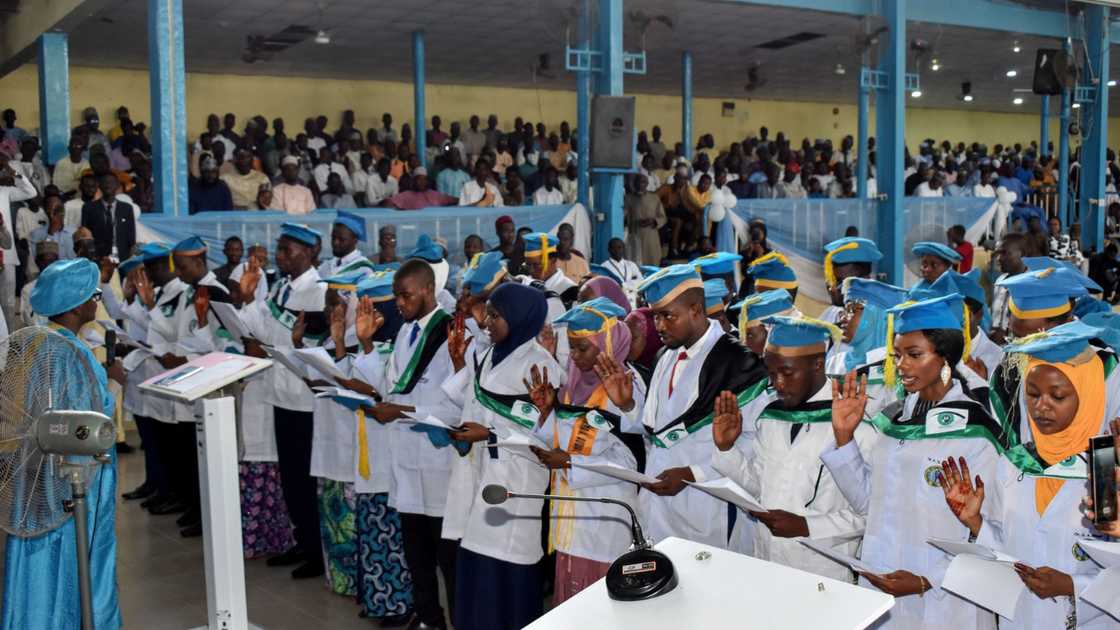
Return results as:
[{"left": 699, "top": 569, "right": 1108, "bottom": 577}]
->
[{"left": 667, "top": 351, "right": 688, "bottom": 398}]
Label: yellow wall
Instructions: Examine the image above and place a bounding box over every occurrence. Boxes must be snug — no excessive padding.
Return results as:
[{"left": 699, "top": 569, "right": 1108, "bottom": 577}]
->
[{"left": 2, "top": 63, "right": 1114, "bottom": 151}]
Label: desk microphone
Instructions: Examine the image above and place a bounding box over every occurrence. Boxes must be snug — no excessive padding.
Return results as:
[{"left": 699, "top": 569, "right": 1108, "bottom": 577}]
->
[{"left": 482, "top": 484, "right": 678, "bottom": 601}]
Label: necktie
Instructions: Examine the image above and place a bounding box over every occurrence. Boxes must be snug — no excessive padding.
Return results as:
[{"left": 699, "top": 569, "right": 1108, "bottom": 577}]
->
[
  {"left": 667, "top": 351, "right": 688, "bottom": 398},
  {"left": 409, "top": 322, "right": 420, "bottom": 346},
  {"left": 280, "top": 283, "right": 292, "bottom": 306}
]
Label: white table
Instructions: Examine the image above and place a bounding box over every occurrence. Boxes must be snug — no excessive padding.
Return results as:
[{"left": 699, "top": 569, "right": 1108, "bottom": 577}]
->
[{"left": 527, "top": 537, "right": 894, "bottom": 630}]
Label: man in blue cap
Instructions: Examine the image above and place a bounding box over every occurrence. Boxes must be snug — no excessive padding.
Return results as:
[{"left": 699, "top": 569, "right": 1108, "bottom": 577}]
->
[
  {"left": 407, "top": 233, "right": 457, "bottom": 314},
  {"left": 239, "top": 222, "right": 329, "bottom": 579},
  {"left": 522, "top": 231, "right": 576, "bottom": 366},
  {"left": 712, "top": 315, "right": 873, "bottom": 581},
  {"left": 4, "top": 258, "right": 125, "bottom": 630},
  {"left": 614, "top": 264, "right": 769, "bottom": 550},
  {"left": 318, "top": 210, "right": 371, "bottom": 279},
  {"left": 820, "top": 237, "right": 882, "bottom": 326},
  {"left": 911, "top": 241, "right": 962, "bottom": 285}
]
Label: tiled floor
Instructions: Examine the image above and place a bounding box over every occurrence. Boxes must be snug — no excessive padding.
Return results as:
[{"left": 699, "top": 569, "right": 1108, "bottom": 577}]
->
[{"left": 2, "top": 433, "right": 383, "bottom": 630}]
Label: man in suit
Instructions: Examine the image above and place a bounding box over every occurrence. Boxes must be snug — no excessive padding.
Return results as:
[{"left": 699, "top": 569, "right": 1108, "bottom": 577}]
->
[{"left": 81, "top": 173, "right": 135, "bottom": 260}]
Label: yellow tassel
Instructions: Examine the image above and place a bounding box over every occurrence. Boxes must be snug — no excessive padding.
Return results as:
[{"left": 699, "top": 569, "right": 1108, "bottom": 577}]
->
[
  {"left": 738, "top": 301, "right": 748, "bottom": 344},
  {"left": 168, "top": 253, "right": 174, "bottom": 273},
  {"left": 539, "top": 234, "right": 553, "bottom": 275},
  {"left": 357, "top": 408, "right": 370, "bottom": 480},
  {"left": 823, "top": 241, "right": 860, "bottom": 289},
  {"left": 884, "top": 312, "right": 897, "bottom": 388},
  {"left": 961, "top": 304, "right": 972, "bottom": 362}
]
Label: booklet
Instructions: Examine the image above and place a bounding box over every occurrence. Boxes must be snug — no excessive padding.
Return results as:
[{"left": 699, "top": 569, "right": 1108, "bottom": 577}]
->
[
  {"left": 799, "top": 539, "right": 878, "bottom": 574},
  {"left": 941, "top": 552, "right": 1025, "bottom": 620},
  {"left": 686, "top": 477, "right": 767, "bottom": 513},
  {"left": 493, "top": 432, "right": 550, "bottom": 465},
  {"left": 1081, "top": 566, "right": 1120, "bottom": 621},
  {"left": 570, "top": 461, "right": 660, "bottom": 485},
  {"left": 1078, "top": 539, "right": 1120, "bottom": 569},
  {"left": 399, "top": 413, "right": 465, "bottom": 432},
  {"left": 294, "top": 346, "right": 349, "bottom": 381},
  {"left": 209, "top": 302, "right": 250, "bottom": 341},
  {"left": 262, "top": 345, "right": 310, "bottom": 380},
  {"left": 927, "top": 537, "right": 1018, "bottom": 563}
]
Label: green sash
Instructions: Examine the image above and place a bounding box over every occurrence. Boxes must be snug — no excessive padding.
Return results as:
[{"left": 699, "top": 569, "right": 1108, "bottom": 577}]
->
[
  {"left": 649, "top": 379, "right": 769, "bottom": 449},
  {"left": 471, "top": 350, "right": 540, "bottom": 430},
  {"left": 390, "top": 310, "right": 451, "bottom": 394}
]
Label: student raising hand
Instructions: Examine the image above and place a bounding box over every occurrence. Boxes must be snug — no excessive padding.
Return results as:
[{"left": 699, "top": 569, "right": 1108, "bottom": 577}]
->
[
  {"left": 354, "top": 296, "right": 384, "bottom": 353},
  {"left": 939, "top": 456, "right": 985, "bottom": 537},
  {"left": 711, "top": 390, "right": 742, "bottom": 452},
  {"left": 593, "top": 353, "right": 634, "bottom": 412},
  {"left": 830, "top": 371, "right": 867, "bottom": 448},
  {"left": 523, "top": 364, "right": 556, "bottom": 423}
]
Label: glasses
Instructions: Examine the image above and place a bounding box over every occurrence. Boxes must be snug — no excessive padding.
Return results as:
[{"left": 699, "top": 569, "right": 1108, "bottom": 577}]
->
[{"left": 91, "top": 290, "right": 103, "bottom": 303}]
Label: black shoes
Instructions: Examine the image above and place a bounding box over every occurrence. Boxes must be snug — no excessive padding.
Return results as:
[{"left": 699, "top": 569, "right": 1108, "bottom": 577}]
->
[
  {"left": 122, "top": 482, "right": 156, "bottom": 501},
  {"left": 148, "top": 498, "right": 188, "bottom": 515},
  {"left": 116, "top": 442, "right": 135, "bottom": 454},
  {"left": 290, "top": 561, "right": 325, "bottom": 579},
  {"left": 378, "top": 612, "right": 414, "bottom": 628},
  {"left": 176, "top": 508, "right": 200, "bottom": 528},
  {"left": 266, "top": 547, "right": 305, "bottom": 567},
  {"left": 179, "top": 523, "right": 202, "bottom": 538}
]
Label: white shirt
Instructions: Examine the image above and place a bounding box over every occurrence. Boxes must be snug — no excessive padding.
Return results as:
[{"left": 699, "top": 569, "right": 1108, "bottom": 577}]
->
[
  {"left": 973, "top": 183, "right": 996, "bottom": 198},
  {"left": 600, "top": 258, "right": 642, "bottom": 286},
  {"left": 532, "top": 186, "right": 564, "bottom": 206},
  {"left": 458, "top": 180, "right": 504, "bottom": 206},
  {"left": 0, "top": 174, "right": 37, "bottom": 266},
  {"left": 313, "top": 162, "right": 353, "bottom": 194},
  {"left": 364, "top": 173, "right": 399, "bottom": 207},
  {"left": 915, "top": 182, "right": 944, "bottom": 198},
  {"left": 306, "top": 136, "right": 327, "bottom": 154}
]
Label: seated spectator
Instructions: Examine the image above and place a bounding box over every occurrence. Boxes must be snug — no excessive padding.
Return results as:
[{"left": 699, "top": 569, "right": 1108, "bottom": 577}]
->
[
  {"left": 502, "top": 170, "right": 525, "bottom": 206},
  {"left": 558, "top": 162, "right": 578, "bottom": 204},
  {"left": 221, "top": 148, "right": 270, "bottom": 210},
  {"left": 52, "top": 136, "right": 89, "bottom": 197},
  {"left": 1047, "top": 216, "right": 1084, "bottom": 266},
  {"left": 437, "top": 149, "right": 470, "bottom": 197},
  {"left": 253, "top": 183, "right": 274, "bottom": 211},
  {"left": 531, "top": 167, "right": 564, "bottom": 206},
  {"left": 383, "top": 168, "right": 456, "bottom": 210},
  {"left": 188, "top": 157, "right": 234, "bottom": 214},
  {"left": 946, "top": 224, "right": 974, "bottom": 273},
  {"left": 350, "top": 152, "right": 375, "bottom": 205},
  {"left": 320, "top": 172, "right": 357, "bottom": 209},
  {"left": 271, "top": 156, "right": 316, "bottom": 214},
  {"left": 493, "top": 137, "right": 513, "bottom": 177},
  {"left": 1089, "top": 240, "right": 1120, "bottom": 302},
  {"left": 915, "top": 173, "right": 944, "bottom": 197},
  {"left": 555, "top": 222, "right": 589, "bottom": 283},
  {"left": 29, "top": 193, "right": 74, "bottom": 273},
  {"left": 364, "top": 158, "right": 399, "bottom": 207},
  {"left": 81, "top": 146, "right": 133, "bottom": 194},
  {"left": 459, "top": 161, "right": 503, "bottom": 207},
  {"left": 312, "top": 146, "right": 353, "bottom": 195}
]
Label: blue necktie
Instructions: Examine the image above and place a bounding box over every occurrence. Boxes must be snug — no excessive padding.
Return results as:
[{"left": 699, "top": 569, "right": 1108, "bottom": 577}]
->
[
  {"left": 280, "top": 284, "right": 292, "bottom": 306},
  {"left": 409, "top": 323, "right": 420, "bottom": 346}
]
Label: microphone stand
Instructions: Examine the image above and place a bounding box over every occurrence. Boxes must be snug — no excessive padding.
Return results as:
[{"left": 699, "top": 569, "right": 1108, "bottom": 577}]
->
[{"left": 504, "top": 490, "right": 650, "bottom": 551}]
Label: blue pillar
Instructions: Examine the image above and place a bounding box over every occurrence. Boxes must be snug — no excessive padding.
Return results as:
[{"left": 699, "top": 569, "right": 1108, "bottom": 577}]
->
[
  {"left": 682, "top": 51, "right": 693, "bottom": 161},
  {"left": 874, "top": 0, "right": 905, "bottom": 284},
  {"left": 1079, "top": 5, "right": 1109, "bottom": 251},
  {"left": 591, "top": 0, "right": 625, "bottom": 262},
  {"left": 37, "top": 33, "right": 70, "bottom": 166},
  {"left": 856, "top": 82, "right": 869, "bottom": 199},
  {"left": 1058, "top": 40, "right": 1071, "bottom": 227},
  {"left": 412, "top": 31, "right": 427, "bottom": 170},
  {"left": 148, "top": 0, "right": 187, "bottom": 216},
  {"left": 576, "top": 0, "right": 591, "bottom": 207},
  {"left": 1039, "top": 95, "right": 1049, "bottom": 159}
]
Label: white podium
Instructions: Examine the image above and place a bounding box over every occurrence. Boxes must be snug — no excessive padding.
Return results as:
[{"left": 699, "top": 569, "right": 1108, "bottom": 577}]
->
[
  {"left": 141, "top": 352, "right": 273, "bottom": 630},
  {"left": 527, "top": 537, "right": 894, "bottom": 630}
]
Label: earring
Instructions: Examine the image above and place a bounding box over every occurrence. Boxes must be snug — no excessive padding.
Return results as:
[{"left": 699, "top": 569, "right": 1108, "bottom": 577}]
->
[{"left": 940, "top": 363, "right": 951, "bottom": 386}]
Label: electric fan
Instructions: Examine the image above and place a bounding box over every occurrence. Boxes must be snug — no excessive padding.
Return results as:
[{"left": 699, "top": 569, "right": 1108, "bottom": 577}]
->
[{"left": 0, "top": 326, "right": 117, "bottom": 630}]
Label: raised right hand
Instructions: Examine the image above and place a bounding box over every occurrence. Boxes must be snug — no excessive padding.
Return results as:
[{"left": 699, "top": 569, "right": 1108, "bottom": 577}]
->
[
  {"left": 239, "top": 256, "right": 261, "bottom": 302},
  {"left": 354, "top": 296, "right": 384, "bottom": 346},
  {"left": 711, "top": 390, "right": 742, "bottom": 452},
  {"left": 448, "top": 311, "right": 469, "bottom": 372},
  {"left": 831, "top": 371, "right": 867, "bottom": 447},
  {"left": 940, "top": 456, "right": 985, "bottom": 536}
]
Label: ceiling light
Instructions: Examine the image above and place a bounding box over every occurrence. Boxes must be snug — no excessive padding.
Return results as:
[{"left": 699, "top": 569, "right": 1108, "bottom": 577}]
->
[
  {"left": 1013, "top": 97, "right": 1024, "bottom": 105},
  {"left": 1006, "top": 69, "right": 1018, "bottom": 78},
  {"left": 1013, "top": 41, "right": 1021, "bottom": 53},
  {"left": 1073, "top": 102, "right": 1081, "bottom": 109},
  {"left": 314, "top": 30, "right": 331, "bottom": 44},
  {"left": 834, "top": 63, "right": 846, "bottom": 76},
  {"left": 1109, "top": 79, "right": 1117, "bottom": 87},
  {"left": 963, "top": 94, "right": 974, "bottom": 102},
  {"left": 930, "top": 59, "right": 940, "bottom": 71},
  {"left": 911, "top": 90, "right": 922, "bottom": 98}
]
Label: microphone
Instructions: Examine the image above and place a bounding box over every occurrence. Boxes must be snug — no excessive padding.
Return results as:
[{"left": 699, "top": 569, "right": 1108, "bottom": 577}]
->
[{"left": 482, "top": 484, "right": 677, "bottom": 601}]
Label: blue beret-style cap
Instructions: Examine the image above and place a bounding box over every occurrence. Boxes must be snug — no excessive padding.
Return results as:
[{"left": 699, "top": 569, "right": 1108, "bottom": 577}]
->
[
  {"left": 523, "top": 232, "right": 559, "bottom": 257},
  {"left": 997, "top": 267, "right": 1093, "bottom": 319},
  {"left": 730, "top": 288, "right": 795, "bottom": 328},
  {"left": 30, "top": 258, "right": 101, "bottom": 317},
  {"left": 1003, "top": 320, "right": 1107, "bottom": 364},
  {"left": 824, "top": 237, "right": 883, "bottom": 265},
  {"left": 462, "top": 251, "right": 507, "bottom": 295},
  {"left": 320, "top": 268, "right": 368, "bottom": 291},
  {"left": 762, "top": 315, "right": 838, "bottom": 353},
  {"left": 554, "top": 296, "right": 627, "bottom": 334},
  {"left": 747, "top": 252, "right": 797, "bottom": 290},
  {"left": 280, "top": 222, "right": 322, "bottom": 247},
  {"left": 693, "top": 251, "right": 742, "bottom": 277},
  {"left": 887, "top": 293, "right": 965, "bottom": 334},
  {"left": 118, "top": 255, "right": 145, "bottom": 275},
  {"left": 334, "top": 210, "right": 367, "bottom": 242},
  {"left": 843, "top": 278, "right": 908, "bottom": 311},
  {"left": 138, "top": 242, "right": 172, "bottom": 262},
  {"left": 172, "top": 235, "right": 208, "bottom": 255},
  {"left": 911, "top": 241, "right": 962, "bottom": 263},
  {"left": 407, "top": 233, "right": 445, "bottom": 262},
  {"left": 637, "top": 263, "right": 703, "bottom": 309},
  {"left": 356, "top": 271, "right": 395, "bottom": 302},
  {"left": 703, "top": 278, "right": 730, "bottom": 314},
  {"left": 589, "top": 263, "right": 622, "bottom": 285}
]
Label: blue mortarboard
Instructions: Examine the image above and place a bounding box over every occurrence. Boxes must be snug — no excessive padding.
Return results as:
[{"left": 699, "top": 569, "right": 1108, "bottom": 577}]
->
[
  {"left": 138, "top": 242, "right": 171, "bottom": 262},
  {"left": 823, "top": 237, "right": 882, "bottom": 288},
  {"left": 887, "top": 293, "right": 966, "bottom": 334},
  {"left": 407, "top": 233, "right": 444, "bottom": 262},
  {"left": 373, "top": 262, "right": 401, "bottom": 273},
  {"left": 729, "top": 288, "right": 795, "bottom": 330},
  {"left": 1003, "top": 320, "right": 1108, "bottom": 363},
  {"left": 172, "top": 235, "right": 207, "bottom": 255},
  {"left": 761, "top": 315, "right": 838, "bottom": 355},
  {"left": 997, "top": 267, "right": 1092, "bottom": 319},
  {"left": 280, "top": 222, "right": 322, "bottom": 247},
  {"left": 910, "top": 269, "right": 985, "bottom": 306},
  {"left": 747, "top": 251, "right": 797, "bottom": 290},
  {"left": 694, "top": 251, "right": 742, "bottom": 277},
  {"left": 911, "top": 241, "right": 962, "bottom": 264},
  {"left": 843, "top": 278, "right": 908, "bottom": 311},
  {"left": 356, "top": 271, "right": 395, "bottom": 302},
  {"left": 1020, "top": 258, "right": 1101, "bottom": 293},
  {"left": 118, "top": 254, "right": 145, "bottom": 275},
  {"left": 703, "top": 278, "right": 730, "bottom": 314},
  {"left": 589, "top": 263, "right": 623, "bottom": 285},
  {"left": 640, "top": 265, "right": 661, "bottom": 278},
  {"left": 334, "top": 210, "right": 367, "bottom": 242},
  {"left": 637, "top": 263, "right": 704, "bottom": 309},
  {"left": 320, "top": 268, "right": 368, "bottom": 291},
  {"left": 462, "top": 251, "right": 507, "bottom": 295},
  {"left": 1074, "top": 295, "right": 1114, "bottom": 319},
  {"left": 554, "top": 296, "right": 627, "bottom": 334},
  {"left": 522, "top": 232, "right": 559, "bottom": 265},
  {"left": 30, "top": 258, "right": 101, "bottom": 317}
]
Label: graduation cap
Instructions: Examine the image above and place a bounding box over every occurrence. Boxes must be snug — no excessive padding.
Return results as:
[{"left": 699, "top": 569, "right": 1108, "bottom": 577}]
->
[
  {"left": 333, "top": 210, "right": 367, "bottom": 242},
  {"left": 523, "top": 232, "right": 559, "bottom": 274},
  {"left": 30, "top": 258, "right": 100, "bottom": 317},
  {"left": 1073, "top": 294, "right": 1113, "bottom": 319},
  {"left": 637, "top": 263, "right": 703, "bottom": 309},
  {"left": 319, "top": 268, "right": 369, "bottom": 292},
  {"left": 747, "top": 251, "right": 797, "bottom": 291},
  {"left": 407, "top": 233, "right": 444, "bottom": 263},
  {"left": 884, "top": 293, "right": 969, "bottom": 386},
  {"left": 355, "top": 271, "right": 395, "bottom": 302},
  {"left": 373, "top": 261, "right": 401, "bottom": 273},
  {"left": 761, "top": 314, "right": 839, "bottom": 356},
  {"left": 138, "top": 242, "right": 172, "bottom": 262},
  {"left": 843, "top": 277, "right": 908, "bottom": 311},
  {"left": 462, "top": 251, "right": 507, "bottom": 295},
  {"left": 118, "top": 254, "right": 145, "bottom": 275},
  {"left": 729, "top": 288, "right": 795, "bottom": 340},
  {"left": 640, "top": 265, "right": 661, "bottom": 278},
  {"left": 693, "top": 251, "right": 742, "bottom": 277},
  {"left": 280, "top": 222, "right": 322, "bottom": 248},
  {"left": 910, "top": 241, "right": 962, "bottom": 264},
  {"left": 1003, "top": 320, "right": 1107, "bottom": 364},
  {"left": 588, "top": 263, "right": 623, "bottom": 285},
  {"left": 172, "top": 235, "right": 208, "bottom": 256},
  {"left": 554, "top": 296, "right": 627, "bottom": 334},
  {"left": 1023, "top": 256, "right": 1082, "bottom": 274},
  {"left": 997, "top": 267, "right": 1095, "bottom": 319},
  {"left": 823, "top": 237, "right": 882, "bottom": 288},
  {"left": 703, "top": 278, "right": 730, "bottom": 315}
]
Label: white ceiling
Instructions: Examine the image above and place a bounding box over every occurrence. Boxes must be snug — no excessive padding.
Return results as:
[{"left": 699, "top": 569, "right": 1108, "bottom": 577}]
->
[{"left": 62, "top": 0, "right": 1120, "bottom": 114}]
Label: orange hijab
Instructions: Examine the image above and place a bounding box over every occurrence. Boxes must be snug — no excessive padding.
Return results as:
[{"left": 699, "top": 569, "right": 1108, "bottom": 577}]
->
[{"left": 1026, "top": 354, "right": 1104, "bottom": 515}]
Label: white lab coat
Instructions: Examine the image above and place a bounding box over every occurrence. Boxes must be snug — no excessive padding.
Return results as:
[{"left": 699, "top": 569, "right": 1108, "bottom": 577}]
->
[
  {"left": 971, "top": 329, "right": 1002, "bottom": 380},
  {"left": 713, "top": 384, "right": 873, "bottom": 582},
  {"left": 352, "top": 343, "right": 395, "bottom": 494},
  {"left": 308, "top": 348, "right": 356, "bottom": 483},
  {"left": 538, "top": 270, "right": 575, "bottom": 366},
  {"left": 820, "top": 383, "right": 1000, "bottom": 629},
  {"left": 441, "top": 340, "right": 563, "bottom": 564},
  {"left": 143, "top": 278, "right": 193, "bottom": 423}
]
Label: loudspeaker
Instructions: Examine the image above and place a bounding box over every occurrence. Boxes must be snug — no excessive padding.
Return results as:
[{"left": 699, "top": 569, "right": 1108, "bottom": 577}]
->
[
  {"left": 591, "top": 95, "right": 636, "bottom": 169},
  {"left": 1033, "top": 48, "right": 1075, "bottom": 95}
]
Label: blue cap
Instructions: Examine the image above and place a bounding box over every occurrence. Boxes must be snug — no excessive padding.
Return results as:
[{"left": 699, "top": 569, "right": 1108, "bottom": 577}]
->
[
  {"left": 1074, "top": 295, "right": 1113, "bottom": 319},
  {"left": 729, "top": 288, "right": 795, "bottom": 329},
  {"left": 172, "top": 235, "right": 207, "bottom": 255},
  {"left": 373, "top": 261, "right": 401, "bottom": 273},
  {"left": 843, "top": 278, "right": 908, "bottom": 311},
  {"left": 910, "top": 269, "right": 984, "bottom": 305},
  {"left": 30, "top": 258, "right": 101, "bottom": 317},
  {"left": 118, "top": 254, "right": 145, "bottom": 275},
  {"left": 1003, "top": 320, "right": 1107, "bottom": 363},
  {"left": 356, "top": 271, "right": 395, "bottom": 302},
  {"left": 640, "top": 265, "right": 661, "bottom": 278},
  {"left": 693, "top": 251, "right": 742, "bottom": 277},
  {"left": 320, "top": 268, "right": 368, "bottom": 291},
  {"left": 554, "top": 296, "right": 627, "bottom": 334},
  {"left": 887, "top": 293, "right": 965, "bottom": 334},
  {"left": 462, "top": 251, "right": 507, "bottom": 295},
  {"left": 997, "top": 267, "right": 1092, "bottom": 319},
  {"left": 761, "top": 315, "right": 838, "bottom": 354},
  {"left": 1023, "top": 256, "right": 1082, "bottom": 274},
  {"left": 703, "top": 278, "right": 730, "bottom": 314},
  {"left": 407, "top": 233, "right": 444, "bottom": 262},
  {"left": 334, "top": 210, "right": 367, "bottom": 242},
  {"left": 522, "top": 232, "right": 559, "bottom": 259},
  {"left": 138, "top": 242, "right": 172, "bottom": 262},
  {"left": 747, "top": 252, "right": 798, "bottom": 290},
  {"left": 911, "top": 241, "right": 962, "bottom": 263},
  {"left": 823, "top": 237, "right": 882, "bottom": 288},
  {"left": 589, "top": 263, "right": 623, "bottom": 284},
  {"left": 280, "top": 222, "right": 322, "bottom": 247},
  {"left": 637, "top": 263, "right": 704, "bottom": 309}
]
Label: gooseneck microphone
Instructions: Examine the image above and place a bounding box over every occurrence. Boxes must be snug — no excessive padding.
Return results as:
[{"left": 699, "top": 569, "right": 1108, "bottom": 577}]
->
[{"left": 482, "top": 484, "right": 677, "bottom": 601}]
